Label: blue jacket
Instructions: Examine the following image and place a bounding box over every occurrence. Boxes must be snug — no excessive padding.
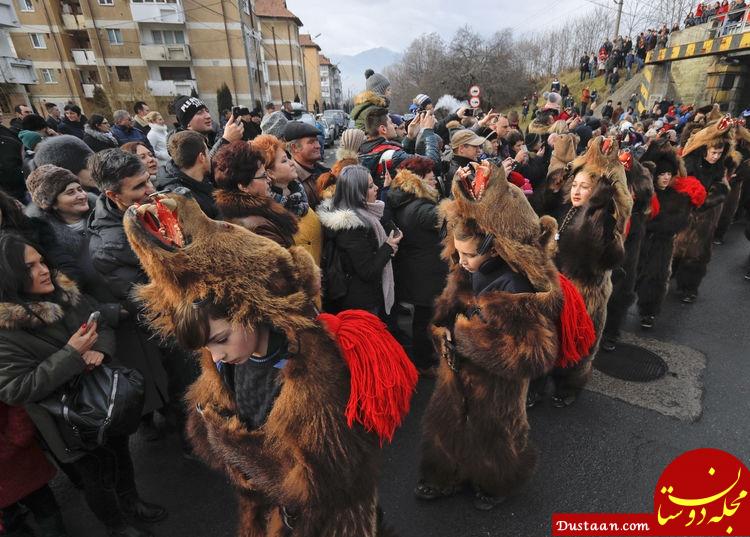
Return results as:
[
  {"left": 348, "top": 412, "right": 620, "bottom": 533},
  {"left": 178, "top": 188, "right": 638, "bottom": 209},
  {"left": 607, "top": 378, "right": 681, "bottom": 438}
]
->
[{"left": 111, "top": 124, "right": 152, "bottom": 150}]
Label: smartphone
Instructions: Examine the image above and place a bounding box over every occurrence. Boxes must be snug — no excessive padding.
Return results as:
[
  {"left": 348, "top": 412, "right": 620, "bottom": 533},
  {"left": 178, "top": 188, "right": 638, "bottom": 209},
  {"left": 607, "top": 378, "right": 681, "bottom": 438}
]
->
[
  {"left": 521, "top": 145, "right": 528, "bottom": 152},
  {"left": 388, "top": 220, "right": 403, "bottom": 239},
  {"left": 83, "top": 311, "right": 100, "bottom": 333},
  {"left": 232, "top": 106, "right": 241, "bottom": 117}
]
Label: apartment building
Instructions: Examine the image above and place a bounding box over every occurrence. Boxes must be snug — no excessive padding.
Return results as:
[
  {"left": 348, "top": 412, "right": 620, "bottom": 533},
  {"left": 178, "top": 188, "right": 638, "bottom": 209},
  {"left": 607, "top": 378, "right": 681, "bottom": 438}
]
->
[
  {"left": 319, "top": 53, "right": 341, "bottom": 109},
  {"left": 299, "top": 32, "right": 320, "bottom": 113},
  {"left": 0, "top": 0, "right": 35, "bottom": 110},
  {"left": 2, "top": 0, "right": 335, "bottom": 118}
]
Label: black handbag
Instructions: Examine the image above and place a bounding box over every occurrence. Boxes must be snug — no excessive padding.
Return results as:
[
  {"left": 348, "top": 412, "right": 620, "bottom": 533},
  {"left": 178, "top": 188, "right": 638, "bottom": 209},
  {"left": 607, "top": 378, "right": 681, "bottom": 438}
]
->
[
  {"left": 322, "top": 238, "right": 350, "bottom": 302},
  {"left": 26, "top": 329, "right": 145, "bottom": 455}
]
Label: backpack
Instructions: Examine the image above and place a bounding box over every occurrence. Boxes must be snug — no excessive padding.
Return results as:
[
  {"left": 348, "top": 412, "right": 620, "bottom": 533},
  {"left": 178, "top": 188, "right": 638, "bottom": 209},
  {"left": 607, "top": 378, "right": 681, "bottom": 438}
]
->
[
  {"left": 321, "top": 236, "right": 350, "bottom": 307},
  {"left": 359, "top": 142, "right": 402, "bottom": 188}
]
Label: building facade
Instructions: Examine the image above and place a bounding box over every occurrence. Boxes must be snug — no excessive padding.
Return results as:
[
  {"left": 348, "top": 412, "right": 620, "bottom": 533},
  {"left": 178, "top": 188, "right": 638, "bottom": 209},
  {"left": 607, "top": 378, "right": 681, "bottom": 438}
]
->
[
  {"left": 319, "top": 53, "right": 341, "bottom": 109},
  {"left": 299, "top": 32, "right": 320, "bottom": 113},
  {"left": 1, "top": 0, "right": 336, "bottom": 119}
]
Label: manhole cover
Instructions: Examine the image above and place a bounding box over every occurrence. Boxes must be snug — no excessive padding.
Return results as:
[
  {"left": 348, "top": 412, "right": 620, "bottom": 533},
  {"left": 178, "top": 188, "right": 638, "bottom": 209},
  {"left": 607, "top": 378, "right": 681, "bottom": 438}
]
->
[{"left": 594, "top": 342, "right": 668, "bottom": 382}]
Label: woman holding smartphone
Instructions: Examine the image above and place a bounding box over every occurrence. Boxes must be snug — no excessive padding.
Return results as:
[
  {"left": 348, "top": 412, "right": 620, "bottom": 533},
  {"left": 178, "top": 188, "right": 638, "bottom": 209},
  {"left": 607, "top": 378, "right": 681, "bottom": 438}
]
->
[
  {"left": 317, "top": 165, "right": 402, "bottom": 315},
  {"left": 0, "top": 234, "right": 165, "bottom": 537}
]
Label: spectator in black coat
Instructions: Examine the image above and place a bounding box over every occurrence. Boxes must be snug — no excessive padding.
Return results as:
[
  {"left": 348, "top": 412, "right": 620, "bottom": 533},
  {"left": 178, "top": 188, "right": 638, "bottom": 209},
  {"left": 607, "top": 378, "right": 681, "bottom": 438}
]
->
[
  {"left": 317, "top": 164, "right": 402, "bottom": 315},
  {"left": 83, "top": 114, "right": 118, "bottom": 153},
  {"left": 44, "top": 102, "right": 62, "bottom": 132},
  {"left": 58, "top": 105, "right": 86, "bottom": 139},
  {"left": 0, "top": 119, "right": 25, "bottom": 201},
  {"left": 384, "top": 157, "right": 447, "bottom": 373}
]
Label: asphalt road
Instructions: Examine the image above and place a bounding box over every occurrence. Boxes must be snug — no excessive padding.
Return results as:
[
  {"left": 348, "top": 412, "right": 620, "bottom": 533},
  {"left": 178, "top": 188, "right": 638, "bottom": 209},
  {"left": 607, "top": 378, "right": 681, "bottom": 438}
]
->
[{"left": 49, "top": 187, "right": 750, "bottom": 537}]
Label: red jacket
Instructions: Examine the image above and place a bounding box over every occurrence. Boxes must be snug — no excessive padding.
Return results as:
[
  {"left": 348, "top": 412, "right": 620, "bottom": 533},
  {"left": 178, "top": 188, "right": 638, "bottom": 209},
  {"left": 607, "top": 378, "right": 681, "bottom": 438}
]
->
[{"left": 0, "top": 403, "right": 56, "bottom": 508}]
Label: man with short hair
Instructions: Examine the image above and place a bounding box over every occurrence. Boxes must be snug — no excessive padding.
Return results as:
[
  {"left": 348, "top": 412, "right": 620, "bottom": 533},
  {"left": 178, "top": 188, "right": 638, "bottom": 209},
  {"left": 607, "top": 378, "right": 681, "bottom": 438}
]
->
[
  {"left": 601, "top": 99, "right": 614, "bottom": 121},
  {"left": 59, "top": 104, "right": 86, "bottom": 139},
  {"left": 359, "top": 107, "right": 440, "bottom": 192},
  {"left": 172, "top": 95, "right": 242, "bottom": 162},
  {"left": 446, "top": 129, "right": 485, "bottom": 195},
  {"left": 264, "top": 102, "right": 276, "bottom": 116},
  {"left": 281, "top": 100, "right": 294, "bottom": 120},
  {"left": 494, "top": 115, "right": 512, "bottom": 160},
  {"left": 111, "top": 109, "right": 152, "bottom": 149},
  {"left": 10, "top": 104, "right": 32, "bottom": 134},
  {"left": 156, "top": 129, "right": 217, "bottom": 217},
  {"left": 44, "top": 102, "right": 62, "bottom": 132},
  {"left": 132, "top": 101, "right": 151, "bottom": 135},
  {"left": 0, "top": 110, "right": 24, "bottom": 200},
  {"left": 284, "top": 121, "right": 328, "bottom": 209}
]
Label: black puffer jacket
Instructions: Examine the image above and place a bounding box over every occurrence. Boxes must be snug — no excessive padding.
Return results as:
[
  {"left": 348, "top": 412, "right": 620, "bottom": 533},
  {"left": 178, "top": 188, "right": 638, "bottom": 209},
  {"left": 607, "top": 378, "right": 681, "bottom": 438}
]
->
[
  {"left": 317, "top": 199, "right": 394, "bottom": 313},
  {"left": 156, "top": 160, "right": 218, "bottom": 218},
  {"left": 384, "top": 170, "right": 447, "bottom": 306}
]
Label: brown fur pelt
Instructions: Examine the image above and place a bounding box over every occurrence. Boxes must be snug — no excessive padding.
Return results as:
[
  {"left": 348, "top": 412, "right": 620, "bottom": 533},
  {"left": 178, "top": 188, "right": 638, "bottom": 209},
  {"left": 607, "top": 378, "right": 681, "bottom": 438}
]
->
[
  {"left": 123, "top": 196, "right": 394, "bottom": 537},
  {"left": 419, "top": 161, "right": 562, "bottom": 497},
  {"left": 672, "top": 203, "right": 724, "bottom": 293}
]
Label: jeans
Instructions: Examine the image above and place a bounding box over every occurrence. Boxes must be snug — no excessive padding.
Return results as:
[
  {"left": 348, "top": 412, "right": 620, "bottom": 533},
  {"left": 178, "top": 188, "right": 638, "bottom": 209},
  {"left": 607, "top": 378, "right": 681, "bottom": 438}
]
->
[{"left": 70, "top": 435, "right": 136, "bottom": 528}]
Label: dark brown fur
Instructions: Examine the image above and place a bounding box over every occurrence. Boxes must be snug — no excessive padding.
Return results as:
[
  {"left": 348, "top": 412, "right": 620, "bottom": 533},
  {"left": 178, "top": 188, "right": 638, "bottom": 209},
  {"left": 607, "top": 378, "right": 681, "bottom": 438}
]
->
[
  {"left": 419, "top": 162, "right": 562, "bottom": 497},
  {"left": 123, "top": 196, "right": 393, "bottom": 537}
]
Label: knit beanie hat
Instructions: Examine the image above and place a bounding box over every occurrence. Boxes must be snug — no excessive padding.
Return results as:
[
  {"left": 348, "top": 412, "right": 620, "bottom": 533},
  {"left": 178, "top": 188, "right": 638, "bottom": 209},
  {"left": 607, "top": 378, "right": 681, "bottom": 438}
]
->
[
  {"left": 21, "top": 114, "right": 47, "bottom": 132},
  {"left": 337, "top": 128, "right": 366, "bottom": 160},
  {"left": 547, "top": 134, "right": 577, "bottom": 178},
  {"left": 18, "top": 130, "right": 42, "bottom": 150},
  {"left": 260, "top": 111, "right": 289, "bottom": 139},
  {"left": 414, "top": 94, "right": 432, "bottom": 108},
  {"left": 365, "top": 69, "right": 390, "bottom": 96},
  {"left": 542, "top": 91, "right": 563, "bottom": 112},
  {"left": 34, "top": 135, "right": 93, "bottom": 175},
  {"left": 174, "top": 95, "right": 208, "bottom": 128},
  {"left": 26, "top": 164, "right": 80, "bottom": 210}
]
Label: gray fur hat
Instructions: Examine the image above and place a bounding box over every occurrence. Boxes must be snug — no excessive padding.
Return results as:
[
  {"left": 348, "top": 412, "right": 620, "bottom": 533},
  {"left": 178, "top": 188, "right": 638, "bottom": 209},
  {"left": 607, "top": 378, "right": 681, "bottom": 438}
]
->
[
  {"left": 260, "top": 111, "right": 289, "bottom": 139},
  {"left": 25, "top": 164, "right": 80, "bottom": 210},
  {"left": 34, "top": 135, "right": 93, "bottom": 175}
]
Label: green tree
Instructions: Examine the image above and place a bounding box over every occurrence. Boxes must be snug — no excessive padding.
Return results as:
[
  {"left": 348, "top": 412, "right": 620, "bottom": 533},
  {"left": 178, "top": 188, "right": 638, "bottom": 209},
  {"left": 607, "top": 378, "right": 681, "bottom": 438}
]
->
[
  {"left": 216, "top": 83, "right": 233, "bottom": 114},
  {"left": 92, "top": 85, "right": 113, "bottom": 119}
]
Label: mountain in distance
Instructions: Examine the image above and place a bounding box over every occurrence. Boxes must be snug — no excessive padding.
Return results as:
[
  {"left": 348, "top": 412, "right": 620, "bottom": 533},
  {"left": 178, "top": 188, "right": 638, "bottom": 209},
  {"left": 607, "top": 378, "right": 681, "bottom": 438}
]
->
[{"left": 330, "top": 47, "right": 402, "bottom": 102}]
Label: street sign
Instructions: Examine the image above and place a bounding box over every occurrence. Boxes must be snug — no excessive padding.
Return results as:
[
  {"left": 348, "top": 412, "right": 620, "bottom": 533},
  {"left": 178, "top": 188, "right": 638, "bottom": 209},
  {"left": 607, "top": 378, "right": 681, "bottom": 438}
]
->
[
  {"left": 469, "top": 96, "right": 481, "bottom": 108},
  {"left": 469, "top": 85, "right": 481, "bottom": 97}
]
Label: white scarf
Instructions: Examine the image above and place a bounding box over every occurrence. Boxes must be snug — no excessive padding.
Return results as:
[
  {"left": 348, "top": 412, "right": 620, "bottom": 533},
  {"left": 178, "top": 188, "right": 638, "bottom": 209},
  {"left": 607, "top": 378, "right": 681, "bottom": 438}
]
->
[{"left": 356, "top": 200, "right": 395, "bottom": 315}]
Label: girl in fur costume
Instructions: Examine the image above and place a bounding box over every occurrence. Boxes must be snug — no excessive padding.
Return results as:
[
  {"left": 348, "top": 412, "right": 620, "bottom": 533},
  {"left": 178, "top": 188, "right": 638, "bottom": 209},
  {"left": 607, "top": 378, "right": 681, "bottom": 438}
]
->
[
  {"left": 672, "top": 117, "right": 734, "bottom": 303},
  {"left": 415, "top": 160, "right": 593, "bottom": 510},
  {"left": 531, "top": 136, "right": 632, "bottom": 408},
  {"left": 636, "top": 141, "right": 706, "bottom": 328},
  {"left": 123, "top": 194, "right": 416, "bottom": 537}
]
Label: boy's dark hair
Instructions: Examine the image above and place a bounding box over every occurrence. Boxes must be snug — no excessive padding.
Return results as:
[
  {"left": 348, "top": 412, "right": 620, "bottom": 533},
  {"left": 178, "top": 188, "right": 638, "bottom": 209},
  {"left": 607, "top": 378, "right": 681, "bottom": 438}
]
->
[
  {"left": 64, "top": 104, "right": 82, "bottom": 115},
  {"left": 365, "top": 107, "right": 389, "bottom": 137},
  {"left": 89, "top": 148, "right": 145, "bottom": 192},
  {"left": 134, "top": 101, "right": 148, "bottom": 114},
  {"left": 44, "top": 102, "right": 58, "bottom": 111},
  {"left": 168, "top": 130, "right": 207, "bottom": 169}
]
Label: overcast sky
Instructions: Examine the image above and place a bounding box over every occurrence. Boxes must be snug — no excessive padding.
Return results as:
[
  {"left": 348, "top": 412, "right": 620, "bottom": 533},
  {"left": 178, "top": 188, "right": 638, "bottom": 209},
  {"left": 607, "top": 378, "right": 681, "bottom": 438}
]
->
[{"left": 286, "top": 0, "right": 600, "bottom": 56}]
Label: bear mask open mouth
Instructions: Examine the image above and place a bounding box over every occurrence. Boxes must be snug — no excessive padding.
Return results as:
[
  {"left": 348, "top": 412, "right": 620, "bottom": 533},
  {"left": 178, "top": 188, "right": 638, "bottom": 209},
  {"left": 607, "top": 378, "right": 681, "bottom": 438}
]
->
[
  {"left": 129, "top": 195, "right": 188, "bottom": 250},
  {"left": 457, "top": 162, "right": 490, "bottom": 201}
]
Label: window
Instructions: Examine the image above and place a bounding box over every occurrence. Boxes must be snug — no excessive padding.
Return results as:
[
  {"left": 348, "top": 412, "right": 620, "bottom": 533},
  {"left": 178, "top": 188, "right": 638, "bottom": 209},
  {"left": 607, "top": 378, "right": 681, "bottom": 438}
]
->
[
  {"left": 115, "top": 66, "right": 132, "bottom": 81},
  {"left": 159, "top": 66, "right": 191, "bottom": 81},
  {"left": 40, "top": 68, "right": 55, "bottom": 83},
  {"left": 98, "top": 0, "right": 114, "bottom": 5},
  {"left": 151, "top": 30, "right": 184, "bottom": 45},
  {"left": 30, "top": 33, "right": 45, "bottom": 48},
  {"left": 107, "top": 28, "right": 123, "bottom": 45},
  {"left": 19, "top": 0, "right": 33, "bottom": 12}
]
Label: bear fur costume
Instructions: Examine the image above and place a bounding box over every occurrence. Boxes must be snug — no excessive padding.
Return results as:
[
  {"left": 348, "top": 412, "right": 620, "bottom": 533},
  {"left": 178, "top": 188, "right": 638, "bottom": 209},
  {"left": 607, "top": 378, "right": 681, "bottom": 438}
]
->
[
  {"left": 603, "top": 151, "right": 655, "bottom": 343},
  {"left": 673, "top": 117, "right": 735, "bottom": 297},
  {"left": 418, "top": 160, "right": 563, "bottom": 498},
  {"left": 547, "top": 137, "right": 632, "bottom": 398},
  {"left": 123, "top": 194, "right": 405, "bottom": 537}
]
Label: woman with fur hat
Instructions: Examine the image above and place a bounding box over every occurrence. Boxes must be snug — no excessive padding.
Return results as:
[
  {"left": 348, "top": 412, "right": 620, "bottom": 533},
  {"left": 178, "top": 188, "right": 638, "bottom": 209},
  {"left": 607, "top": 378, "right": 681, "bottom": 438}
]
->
[
  {"left": 416, "top": 159, "right": 592, "bottom": 509},
  {"left": 384, "top": 156, "right": 448, "bottom": 374},
  {"left": 252, "top": 134, "right": 322, "bottom": 264},
  {"left": 672, "top": 117, "right": 734, "bottom": 303},
  {"left": 213, "top": 141, "right": 298, "bottom": 248},
  {"left": 531, "top": 136, "right": 632, "bottom": 408},
  {"left": 636, "top": 141, "right": 706, "bottom": 328}
]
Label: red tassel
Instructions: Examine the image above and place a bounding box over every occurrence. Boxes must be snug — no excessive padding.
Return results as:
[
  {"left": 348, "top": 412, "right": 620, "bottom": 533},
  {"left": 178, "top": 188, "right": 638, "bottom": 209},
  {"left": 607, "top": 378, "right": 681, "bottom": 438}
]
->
[
  {"left": 673, "top": 176, "right": 707, "bottom": 207},
  {"left": 649, "top": 193, "right": 661, "bottom": 219},
  {"left": 508, "top": 170, "right": 526, "bottom": 188},
  {"left": 317, "top": 310, "right": 418, "bottom": 444},
  {"left": 557, "top": 274, "right": 596, "bottom": 368},
  {"left": 624, "top": 217, "right": 631, "bottom": 238}
]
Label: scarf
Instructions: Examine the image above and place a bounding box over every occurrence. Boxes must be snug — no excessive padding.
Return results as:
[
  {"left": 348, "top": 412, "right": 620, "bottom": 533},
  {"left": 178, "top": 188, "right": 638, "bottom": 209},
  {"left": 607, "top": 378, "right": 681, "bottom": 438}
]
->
[
  {"left": 356, "top": 200, "right": 394, "bottom": 315},
  {"left": 84, "top": 125, "right": 117, "bottom": 144}
]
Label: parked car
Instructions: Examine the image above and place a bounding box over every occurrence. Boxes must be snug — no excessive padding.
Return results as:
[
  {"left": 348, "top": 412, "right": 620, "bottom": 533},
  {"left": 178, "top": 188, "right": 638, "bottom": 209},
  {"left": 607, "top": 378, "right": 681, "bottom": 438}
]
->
[
  {"left": 323, "top": 109, "right": 347, "bottom": 137},
  {"left": 318, "top": 116, "right": 335, "bottom": 147}
]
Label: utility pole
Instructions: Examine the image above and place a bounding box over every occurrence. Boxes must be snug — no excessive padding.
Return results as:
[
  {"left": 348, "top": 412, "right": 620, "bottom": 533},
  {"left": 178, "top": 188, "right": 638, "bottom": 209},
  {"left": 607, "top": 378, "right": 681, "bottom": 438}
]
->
[{"left": 613, "top": 0, "right": 624, "bottom": 39}]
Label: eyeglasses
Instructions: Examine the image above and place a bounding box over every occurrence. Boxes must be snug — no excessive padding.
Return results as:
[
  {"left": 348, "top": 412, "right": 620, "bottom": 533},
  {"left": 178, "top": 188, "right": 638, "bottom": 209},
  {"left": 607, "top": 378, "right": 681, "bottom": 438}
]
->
[{"left": 253, "top": 173, "right": 267, "bottom": 180}]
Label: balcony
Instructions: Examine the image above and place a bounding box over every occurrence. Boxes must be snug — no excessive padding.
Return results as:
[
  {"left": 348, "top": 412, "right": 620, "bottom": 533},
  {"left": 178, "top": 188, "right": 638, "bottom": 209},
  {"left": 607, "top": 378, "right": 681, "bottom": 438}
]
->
[
  {"left": 62, "top": 12, "right": 86, "bottom": 30},
  {"left": 82, "top": 83, "right": 102, "bottom": 98},
  {"left": 139, "top": 43, "right": 190, "bottom": 61},
  {"left": 147, "top": 78, "right": 196, "bottom": 96},
  {"left": 130, "top": 1, "right": 184, "bottom": 24},
  {"left": 0, "top": 0, "right": 20, "bottom": 28},
  {"left": 72, "top": 49, "right": 97, "bottom": 66},
  {"left": 0, "top": 56, "right": 35, "bottom": 84}
]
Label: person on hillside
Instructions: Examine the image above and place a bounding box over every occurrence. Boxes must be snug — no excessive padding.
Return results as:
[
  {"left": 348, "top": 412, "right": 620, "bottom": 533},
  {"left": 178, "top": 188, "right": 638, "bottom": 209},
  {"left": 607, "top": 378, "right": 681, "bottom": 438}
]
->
[
  {"left": 580, "top": 53, "right": 590, "bottom": 81},
  {"left": 550, "top": 76, "right": 561, "bottom": 93}
]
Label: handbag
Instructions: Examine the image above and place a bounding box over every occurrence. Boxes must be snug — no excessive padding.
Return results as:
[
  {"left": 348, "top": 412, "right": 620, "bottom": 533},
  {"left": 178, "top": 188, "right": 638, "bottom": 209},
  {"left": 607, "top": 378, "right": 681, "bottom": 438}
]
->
[
  {"left": 26, "top": 329, "right": 145, "bottom": 456},
  {"left": 322, "top": 238, "right": 350, "bottom": 303}
]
